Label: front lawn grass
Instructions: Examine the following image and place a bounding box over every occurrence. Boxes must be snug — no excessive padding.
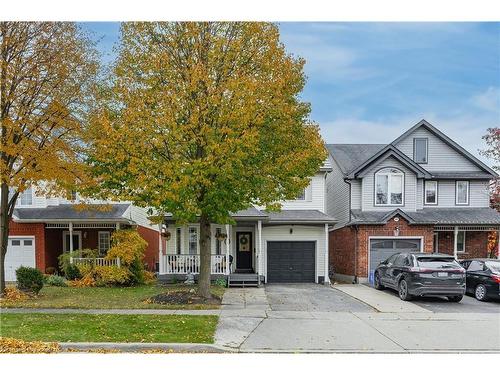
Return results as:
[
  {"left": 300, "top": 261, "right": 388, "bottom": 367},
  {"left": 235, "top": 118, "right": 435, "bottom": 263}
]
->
[
  {"left": 0, "top": 313, "right": 218, "bottom": 343},
  {"left": 0, "top": 284, "right": 225, "bottom": 310}
]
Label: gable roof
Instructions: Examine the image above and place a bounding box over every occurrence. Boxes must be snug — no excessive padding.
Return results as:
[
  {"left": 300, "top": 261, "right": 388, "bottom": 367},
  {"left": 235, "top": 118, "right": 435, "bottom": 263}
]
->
[
  {"left": 326, "top": 144, "right": 385, "bottom": 175},
  {"left": 345, "top": 144, "right": 432, "bottom": 179},
  {"left": 391, "top": 119, "right": 498, "bottom": 177}
]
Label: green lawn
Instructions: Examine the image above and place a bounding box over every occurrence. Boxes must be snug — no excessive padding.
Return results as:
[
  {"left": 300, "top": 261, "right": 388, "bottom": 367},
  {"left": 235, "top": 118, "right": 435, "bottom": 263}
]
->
[
  {"left": 0, "top": 313, "right": 218, "bottom": 343},
  {"left": 0, "top": 285, "right": 225, "bottom": 310}
]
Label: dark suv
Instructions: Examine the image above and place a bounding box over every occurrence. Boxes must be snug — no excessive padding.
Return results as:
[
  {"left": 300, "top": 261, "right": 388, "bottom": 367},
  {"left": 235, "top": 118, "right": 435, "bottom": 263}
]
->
[{"left": 374, "top": 252, "right": 466, "bottom": 302}]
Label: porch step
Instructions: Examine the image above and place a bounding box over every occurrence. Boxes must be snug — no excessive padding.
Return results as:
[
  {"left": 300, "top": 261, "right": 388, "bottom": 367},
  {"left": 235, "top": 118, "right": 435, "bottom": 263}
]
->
[{"left": 227, "top": 273, "right": 260, "bottom": 288}]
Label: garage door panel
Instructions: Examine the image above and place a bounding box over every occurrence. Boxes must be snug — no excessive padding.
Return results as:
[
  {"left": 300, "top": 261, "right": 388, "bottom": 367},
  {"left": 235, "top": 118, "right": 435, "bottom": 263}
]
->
[
  {"left": 267, "top": 241, "right": 315, "bottom": 283},
  {"left": 6, "top": 237, "right": 36, "bottom": 282}
]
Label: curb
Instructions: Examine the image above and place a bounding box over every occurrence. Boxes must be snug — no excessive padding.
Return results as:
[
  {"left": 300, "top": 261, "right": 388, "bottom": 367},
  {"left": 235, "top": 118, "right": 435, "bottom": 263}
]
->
[{"left": 59, "top": 342, "right": 232, "bottom": 353}]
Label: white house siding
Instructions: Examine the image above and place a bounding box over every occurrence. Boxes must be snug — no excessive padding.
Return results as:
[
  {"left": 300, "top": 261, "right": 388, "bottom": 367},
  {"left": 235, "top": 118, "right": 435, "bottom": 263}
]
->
[
  {"left": 361, "top": 156, "right": 418, "bottom": 212},
  {"left": 351, "top": 180, "right": 362, "bottom": 210},
  {"left": 261, "top": 225, "right": 326, "bottom": 282},
  {"left": 394, "top": 127, "right": 482, "bottom": 172},
  {"left": 258, "top": 173, "right": 326, "bottom": 212},
  {"left": 128, "top": 205, "right": 159, "bottom": 231},
  {"left": 416, "top": 179, "right": 424, "bottom": 209},
  {"left": 326, "top": 156, "right": 350, "bottom": 229},
  {"left": 430, "top": 180, "right": 490, "bottom": 208}
]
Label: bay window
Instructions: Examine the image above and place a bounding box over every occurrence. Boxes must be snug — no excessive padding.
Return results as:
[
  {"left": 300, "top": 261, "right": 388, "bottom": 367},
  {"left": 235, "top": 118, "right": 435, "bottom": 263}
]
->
[
  {"left": 424, "top": 181, "right": 438, "bottom": 205},
  {"left": 375, "top": 168, "right": 404, "bottom": 205}
]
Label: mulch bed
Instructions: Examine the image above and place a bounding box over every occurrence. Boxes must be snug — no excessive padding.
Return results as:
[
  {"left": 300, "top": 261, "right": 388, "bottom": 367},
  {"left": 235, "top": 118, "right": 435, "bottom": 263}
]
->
[{"left": 147, "top": 290, "right": 221, "bottom": 306}]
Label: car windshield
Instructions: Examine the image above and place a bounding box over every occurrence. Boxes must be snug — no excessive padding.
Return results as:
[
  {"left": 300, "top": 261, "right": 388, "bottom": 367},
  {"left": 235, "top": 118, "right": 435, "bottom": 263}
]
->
[
  {"left": 485, "top": 261, "right": 500, "bottom": 273},
  {"left": 416, "top": 257, "right": 460, "bottom": 269}
]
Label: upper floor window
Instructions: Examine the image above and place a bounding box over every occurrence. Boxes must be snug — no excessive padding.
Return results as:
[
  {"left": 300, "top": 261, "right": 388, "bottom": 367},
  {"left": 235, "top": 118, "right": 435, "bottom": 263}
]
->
[
  {"left": 19, "top": 187, "right": 33, "bottom": 206},
  {"left": 188, "top": 227, "right": 198, "bottom": 255},
  {"left": 455, "top": 181, "right": 469, "bottom": 205},
  {"left": 424, "top": 181, "right": 438, "bottom": 205},
  {"left": 296, "top": 189, "right": 306, "bottom": 200},
  {"left": 375, "top": 168, "right": 404, "bottom": 206},
  {"left": 414, "top": 138, "right": 428, "bottom": 163}
]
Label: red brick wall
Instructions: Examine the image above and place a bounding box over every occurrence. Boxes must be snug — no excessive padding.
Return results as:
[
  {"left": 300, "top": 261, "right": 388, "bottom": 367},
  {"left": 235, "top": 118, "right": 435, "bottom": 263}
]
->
[
  {"left": 8, "top": 220, "right": 46, "bottom": 272},
  {"left": 438, "top": 230, "right": 489, "bottom": 259},
  {"left": 137, "top": 225, "right": 160, "bottom": 271},
  {"left": 330, "top": 226, "right": 356, "bottom": 276},
  {"left": 330, "top": 216, "right": 435, "bottom": 278}
]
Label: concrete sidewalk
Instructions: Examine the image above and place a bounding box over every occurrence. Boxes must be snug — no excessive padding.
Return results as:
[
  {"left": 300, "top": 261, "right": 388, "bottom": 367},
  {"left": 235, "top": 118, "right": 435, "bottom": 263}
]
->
[{"left": 333, "top": 284, "right": 431, "bottom": 313}]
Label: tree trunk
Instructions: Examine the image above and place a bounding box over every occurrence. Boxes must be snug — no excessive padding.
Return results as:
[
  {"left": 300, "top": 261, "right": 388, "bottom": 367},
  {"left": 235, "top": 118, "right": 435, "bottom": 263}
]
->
[
  {"left": 198, "top": 212, "right": 212, "bottom": 298},
  {"left": 0, "top": 183, "right": 10, "bottom": 296}
]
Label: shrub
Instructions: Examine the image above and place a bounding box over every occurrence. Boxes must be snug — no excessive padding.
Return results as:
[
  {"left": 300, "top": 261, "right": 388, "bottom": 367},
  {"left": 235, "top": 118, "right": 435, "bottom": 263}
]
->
[
  {"left": 15, "top": 266, "right": 44, "bottom": 294},
  {"left": 65, "top": 264, "right": 81, "bottom": 280},
  {"left": 45, "top": 267, "right": 56, "bottom": 275},
  {"left": 128, "top": 258, "right": 145, "bottom": 285},
  {"left": 105, "top": 229, "right": 147, "bottom": 266},
  {"left": 45, "top": 274, "right": 67, "bottom": 287},
  {"left": 58, "top": 248, "right": 98, "bottom": 276},
  {"left": 143, "top": 270, "right": 156, "bottom": 284},
  {"left": 213, "top": 277, "right": 227, "bottom": 287},
  {"left": 93, "top": 266, "right": 131, "bottom": 286},
  {"left": 76, "top": 263, "right": 93, "bottom": 278}
]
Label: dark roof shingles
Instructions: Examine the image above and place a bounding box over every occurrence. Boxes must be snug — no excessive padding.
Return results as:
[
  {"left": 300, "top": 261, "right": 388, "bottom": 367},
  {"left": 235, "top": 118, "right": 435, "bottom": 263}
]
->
[{"left": 13, "top": 204, "right": 130, "bottom": 221}]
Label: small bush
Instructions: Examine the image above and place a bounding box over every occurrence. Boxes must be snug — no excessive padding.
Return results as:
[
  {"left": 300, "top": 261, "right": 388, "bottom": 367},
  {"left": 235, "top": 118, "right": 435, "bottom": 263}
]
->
[
  {"left": 143, "top": 270, "right": 156, "bottom": 284},
  {"left": 15, "top": 266, "right": 44, "bottom": 294},
  {"left": 128, "top": 258, "right": 145, "bottom": 285},
  {"left": 58, "top": 249, "right": 98, "bottom": 276},
  {"left": 45, "top": 274, "right": 67, "bottom": 287},
  {"left": 65, "top": 264, "right": 81, "bottom": 280},
  {"left": 45, "top": 267, "right": 56, "bottom": 275},
  {"left": 76, "top": 263, "right": 93, "bottom": 278},
  {"left": 93, "top": 266, "right": 131, "bottom": 286},
  {"left": 213, "top": 277, "right": 227, "bottom": 287}
]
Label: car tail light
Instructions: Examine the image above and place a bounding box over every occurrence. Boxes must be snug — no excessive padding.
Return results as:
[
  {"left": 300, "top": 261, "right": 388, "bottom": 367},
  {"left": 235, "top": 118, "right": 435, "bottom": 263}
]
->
[
  {"left": 409, "top": 267, "right": 432, "bottom": 273},
  {"left": 491, "top": 275, "right": 500, "bottom": 284}
]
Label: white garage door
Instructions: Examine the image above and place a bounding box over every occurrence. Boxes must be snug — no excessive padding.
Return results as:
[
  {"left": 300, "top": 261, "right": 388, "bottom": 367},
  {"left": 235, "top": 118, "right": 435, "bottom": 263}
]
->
[{"left": 5, "top": 237, "right": 36, "bottom": 281}]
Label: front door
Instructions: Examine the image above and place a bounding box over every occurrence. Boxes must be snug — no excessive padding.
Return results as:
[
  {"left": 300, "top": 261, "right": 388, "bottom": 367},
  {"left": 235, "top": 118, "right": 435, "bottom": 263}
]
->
[
  {"left": 236, "top": 232, "right": 253, "bottom": 270},
  {"left": 63, "top": 232, "right": 82, "bottom": 252}
]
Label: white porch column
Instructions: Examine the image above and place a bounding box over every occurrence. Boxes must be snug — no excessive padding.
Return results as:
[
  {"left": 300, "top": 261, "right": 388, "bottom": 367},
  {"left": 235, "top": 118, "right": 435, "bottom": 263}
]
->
[
  {"left": 324, "top": 223, "right": 330, "bottom": 284},
  {"left": 257, "top": 220, "right": 262, "bottom": 286},
  {"left": 69, "top": 222, "right": 74, "bottom": 264},
  {"left": 225, "top": 224, "right": 231, "bottom": 275},
  {"left": 158, "top": 223, "right": 164, "bottom": 274},
  {"left": 116, "top": 222, "right": 120, "bottom": 231},
  {"left": 453, "top": 226, "right": 459, "bottom": 259}
]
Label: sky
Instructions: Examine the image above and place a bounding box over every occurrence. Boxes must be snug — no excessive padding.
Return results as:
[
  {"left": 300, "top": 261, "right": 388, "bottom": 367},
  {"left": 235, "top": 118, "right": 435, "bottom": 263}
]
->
[{"left": 81, "top": 22, "right": 500, "bottom": 166}]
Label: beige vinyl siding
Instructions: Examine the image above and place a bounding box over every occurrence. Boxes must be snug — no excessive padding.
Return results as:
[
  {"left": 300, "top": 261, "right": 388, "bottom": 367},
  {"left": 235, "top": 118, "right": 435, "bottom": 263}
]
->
[
  {"left": 360, "top": 156, "right": 418, "bottom": 211},
  {"left": 326, "top": 155, "right": 350, "bottom": 229},
  {"left": 261, "top": 225, "right": 326, "bottom": 281},
  {"left": 394, "top": 127, "right": 482, "bottom": 172},
  {"left": 434, "top": 180, "right": 490, "bottom": 208}
]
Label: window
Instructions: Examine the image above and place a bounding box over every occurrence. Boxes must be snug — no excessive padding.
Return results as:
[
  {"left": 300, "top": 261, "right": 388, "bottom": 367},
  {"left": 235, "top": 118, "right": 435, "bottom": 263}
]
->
[
  {"left": 456, "top": 181, "right": 469, "bottom": 205},
  {"left": 24, "top": 239, "right": 32, "bottom": 246},
  {"left": 433, "top": 232, "right": 439, "bottom": 253},
  {"left": 176, "top": 228, "right": 182, "bottom": 255},
  {"left": 11, "top": 240, "right": 21, "bottom": 246},
  {"left": 456, "top": 231, "right": 465, "bottom": 253},
  {"left": 467, "top": 261, "right": 483, "bottom": 272},
  {"left": 188, "top": 227, "right": 198, "bottom": 255},
  {"left": 70, "top": 190, "right": 78, "bottom": 201},
  {"left": 414, "top": 138, "right": 428, "bottom": 163},
  {"left": 375, "top": 168, "right": 404, "bottom": 205},
  {"left": 296, "top": 189, "right": 306, "bottom": 200},
  {"left": 215, "top": 228, "right": 222, "bottom": 255},
  {"left": 424, "top": 181, "right": 438, "bottom": 205},
  {"left": 393, "top": 254, "right": 407, "bottom": 266},
  {"left": 98, "top": 231, "right": 111, "bottom": 255},
  {"left": 19, "top": 187, "right": 33, "bottom": 206}
]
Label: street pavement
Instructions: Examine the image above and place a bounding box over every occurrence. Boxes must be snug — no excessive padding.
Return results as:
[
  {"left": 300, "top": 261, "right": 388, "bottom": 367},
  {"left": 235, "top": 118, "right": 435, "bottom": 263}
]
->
[{"left": 214, "top": 284, "right": 500, "bottom": 352}]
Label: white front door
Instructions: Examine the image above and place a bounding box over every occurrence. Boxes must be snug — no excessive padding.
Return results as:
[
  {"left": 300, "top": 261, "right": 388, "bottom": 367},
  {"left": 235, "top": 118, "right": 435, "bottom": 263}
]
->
[{"left": 5, "top": 237, "right": 36, "bottom": 281}]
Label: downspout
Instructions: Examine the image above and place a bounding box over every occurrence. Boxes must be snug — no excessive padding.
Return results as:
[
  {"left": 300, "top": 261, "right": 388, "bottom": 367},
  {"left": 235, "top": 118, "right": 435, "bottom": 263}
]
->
[{"left": 343, "top": 178, "right": 357, "bottom": 283}]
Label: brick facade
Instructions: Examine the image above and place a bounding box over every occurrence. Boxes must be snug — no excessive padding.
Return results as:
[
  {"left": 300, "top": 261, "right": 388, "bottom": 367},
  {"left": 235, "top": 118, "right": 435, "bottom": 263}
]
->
[
  {"left": 437, "top": 230, "right": 490, "bottom": 259},
  {"left": 137, "top": 225, "right": 160, "bottom": 271},
  {"left": 8, "top": 220, "right": 46, "bottom": 271},
  {"left": 330, "top": 215, "right": 434, "bottom": 279}
]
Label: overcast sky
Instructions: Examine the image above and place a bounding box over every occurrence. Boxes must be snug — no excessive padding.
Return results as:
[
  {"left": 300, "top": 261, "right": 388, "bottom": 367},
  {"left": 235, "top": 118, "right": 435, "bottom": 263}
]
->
[{"left": 81, "top": 22, "right": 500, "bottom": 166}]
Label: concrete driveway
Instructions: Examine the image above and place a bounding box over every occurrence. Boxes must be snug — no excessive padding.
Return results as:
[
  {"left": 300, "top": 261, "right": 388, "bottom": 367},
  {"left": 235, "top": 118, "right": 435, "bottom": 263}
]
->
[{"left": 215, "top": 283, "right": 500, "bottom": 352}]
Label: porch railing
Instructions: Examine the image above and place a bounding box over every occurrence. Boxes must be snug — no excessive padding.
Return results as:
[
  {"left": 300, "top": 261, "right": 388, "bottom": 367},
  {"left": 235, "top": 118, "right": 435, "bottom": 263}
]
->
[
  {"left": 163, "top": 254, "right": 227, "bottom": 275},
  {"left": 71, "top": 257, "right": 121, "bottom": 267}
]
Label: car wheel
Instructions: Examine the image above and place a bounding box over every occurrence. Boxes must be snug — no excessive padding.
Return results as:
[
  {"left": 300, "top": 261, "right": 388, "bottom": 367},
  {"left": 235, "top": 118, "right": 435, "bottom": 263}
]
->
[
  {"left": 448, "top": 295, "right": 463, "bottom": 302},
  {"left": 398, "top": 279, "right": 412, "bottom": 301},
  {"left": 374, "top": 272, "right": 385, "bottom": 290},
  {"left": 474, "top": 284, "right": 488, "bottom": 302}
]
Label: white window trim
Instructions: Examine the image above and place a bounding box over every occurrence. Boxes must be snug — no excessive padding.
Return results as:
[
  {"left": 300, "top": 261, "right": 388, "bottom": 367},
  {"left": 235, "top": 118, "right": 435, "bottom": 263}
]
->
[
  {"left": 17, "top": 187, "right": 34, "bottom": 207},
  {"left": 188, "top": 226, "right": 199, "bottom": 255},
  {"left": 98, "top": 231, "right": 111, "bottom": 255},
  {"left": 455, "top": 180, "right": 469, "bottom": 206},
  {"left": 374, "top": 168, "right": 405, "bottom": 206},
  {"left": 456, "top": 231, "right": 466, "bottom": 253},
  {"left": 424, "top": 180, "right": 438, "bottom": 205},
  {"left": 62, "top": 231, "right": 82, "bottom": 253}
]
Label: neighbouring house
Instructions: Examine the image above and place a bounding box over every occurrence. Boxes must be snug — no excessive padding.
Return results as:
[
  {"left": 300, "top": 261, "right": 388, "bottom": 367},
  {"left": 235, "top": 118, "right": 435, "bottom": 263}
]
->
[
  {"left": 326, "top": 119, "right": 500, "bottom": 284},
  {"left": 5, "top": 187, "right": 162, "bottom": 281},
  {"left": 158, "top": 161, "right": 336, "bottom": 286}
]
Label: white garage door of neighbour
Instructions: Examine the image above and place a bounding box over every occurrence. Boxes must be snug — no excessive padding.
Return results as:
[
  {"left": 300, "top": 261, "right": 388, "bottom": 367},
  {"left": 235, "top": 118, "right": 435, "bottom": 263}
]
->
[{"left": 5, "top": 237, "right": 35, "bottom": 282}]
